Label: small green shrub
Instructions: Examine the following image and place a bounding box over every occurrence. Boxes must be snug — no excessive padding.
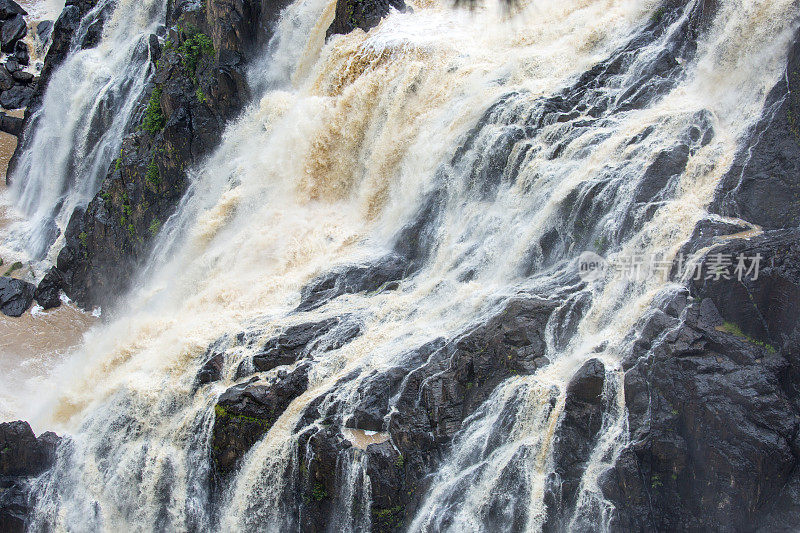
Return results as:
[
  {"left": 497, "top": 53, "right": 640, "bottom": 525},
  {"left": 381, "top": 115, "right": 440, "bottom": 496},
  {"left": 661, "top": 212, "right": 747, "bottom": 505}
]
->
[
  {"left": 146, "top": 158, "right": 161, "bottom": 186},
  {"left": 311, "top": 482, "right": 327, "bottom": 501},
  {"left": 142, "top": 87, "right": 165, "bottom": 134},
  {"left": 149, "top": 218, "right": 162, "bottom": 236},
  {"left": 179, "top": 33, "right": 214, "bottom": 74}
]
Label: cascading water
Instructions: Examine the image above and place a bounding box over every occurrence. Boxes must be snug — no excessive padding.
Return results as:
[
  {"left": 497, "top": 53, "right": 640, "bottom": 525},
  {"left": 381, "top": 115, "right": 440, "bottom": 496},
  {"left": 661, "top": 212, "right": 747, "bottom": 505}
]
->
[
  {"left": 11, "top": 0, "right": 798, "bottom": 530},
  {"left": 7, "top": 0, "right": 164, "bottom": 261}
]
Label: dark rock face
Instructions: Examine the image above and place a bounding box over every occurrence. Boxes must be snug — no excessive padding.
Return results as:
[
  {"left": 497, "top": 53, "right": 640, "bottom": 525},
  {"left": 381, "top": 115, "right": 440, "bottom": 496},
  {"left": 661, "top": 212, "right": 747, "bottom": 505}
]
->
[
  {"left": 711, "top": 26, "right": 800, "bottom": 229},
  {"left": 544, "top": 359, "right": 607, "bottom": 531},
  {"left": 0, "top": 14, "right": 25, "bottom": 53},
  {"left": 326, "top": 0, "right": 406, "bottom": 39},
  {"left": 34, "top": 267, "right": 63, "bottom": 309},
  {"left": 0, "top": 111, "right": 22, "bottom": 135},
  {"left": 51, "top": 0, "right": 292, "bottom": 309},
  {"left": 0, "top": 421, "right": 60, "bottom": 533},
  {"left": 600, "top": 28, "right": 800, "bottom": 529},
  {"left": 385, "top": 296, "right": 557, "bottom": 523},
  {"left": 0, "top": 0, "right": 25, "bottom": 20},
  {"left": 0, "top": 277, "right": 35, "bottom": 316},
  {"left": 297, "top": 255, "right": 407, "bottom": 312},
  {"left": 604, "top": 287, "right": 800, "bottom": 531},
  {"left": 211, "top": 364, "right": 310, "bottom": 473},
  {"left": 0, "top": 84, "right": 33, "bottom": 109}
]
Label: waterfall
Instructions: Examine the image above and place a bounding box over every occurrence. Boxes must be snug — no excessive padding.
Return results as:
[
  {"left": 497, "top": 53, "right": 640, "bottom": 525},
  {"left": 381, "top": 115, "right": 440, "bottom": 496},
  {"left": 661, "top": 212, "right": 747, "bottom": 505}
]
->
[
  {"left": 8, "top": 0, "right": 164, "bottom": 261},
  {"left": 14, "top": 0, "right": 798, "bottom": 530}
]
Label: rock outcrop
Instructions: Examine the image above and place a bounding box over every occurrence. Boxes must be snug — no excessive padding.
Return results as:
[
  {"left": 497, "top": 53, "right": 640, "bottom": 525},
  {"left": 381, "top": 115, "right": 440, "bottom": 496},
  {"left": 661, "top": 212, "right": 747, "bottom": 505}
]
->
[
  {"left": 326, "top": 0, "right": 406, "bottom": 39},
  {"left": 0, "top": 421, "right": 60, "bottom": 533},
  {"left": 0, "top": 276, "right": 35, "bottom": 316},
  {"left": 601, "top": 23, "right": 800, "bottom": 532},
  {"left": 48, "top": 0, "right": 293, "bottom": 308}
]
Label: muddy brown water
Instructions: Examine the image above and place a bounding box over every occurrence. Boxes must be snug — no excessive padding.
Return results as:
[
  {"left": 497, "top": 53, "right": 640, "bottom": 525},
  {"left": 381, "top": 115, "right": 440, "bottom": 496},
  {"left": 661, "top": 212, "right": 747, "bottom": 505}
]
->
[{"left": 0, "top": 110, "right": 98, "bottom": 425}]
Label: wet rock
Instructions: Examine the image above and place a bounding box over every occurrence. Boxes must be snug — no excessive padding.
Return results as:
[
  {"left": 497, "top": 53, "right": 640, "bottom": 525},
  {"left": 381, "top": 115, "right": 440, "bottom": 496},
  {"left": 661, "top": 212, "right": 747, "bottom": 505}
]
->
[
  {"left": 712, "top": 27, "right": 800, "bottom": 229},
  {"left": 34, "top": 267, "right": 62, "bottom": 309},
  {"left": 0, "top": 84, "right": 34, "bottom": 109},
  {"left": 11, "top": 70, "right": 32, "bottom": 83},
  {"left": 13, "top": 40, "right": 27, "bottom": 65},
  {"left": 0, "top": 421, "right": 60, "bottom": 533},
  {"left": 345, "top": 367, "right": 407, "bottom": 432},
  {"left": 0, "top": 111, "right": 22, "bottom": 135},
  {"left": 327, "top": 0, "right": 406, "bottom": 39},
  {"left": 0, "top": 277, "right": 34, "bottom": 317},
  {"left": 247, "top": 317, "right": 361, "bottom": 377},
  {"left": 35, "top": 20, "right": 53, "bottom": 44},
  {"left": 604, "top": 227, "right": 800, "bottom": 531},
  {"left": 211, "top": 365, "right": 310, "bottom": 473},
  {"left": 196, "top": 350, "right": 225, "bottom": 386},
  {"left": 387, "top": 295, "right": 558, "bottom": 514},
  {"left": 544, "top": 359, "right": 606, "bottom": 530},
  {"left": 0, "top": 0, "right": 25, "bottom": 19},
  {"left": 0, "top": 421, "right": 59, "bottom": 477},
  {"left": 0, "top": 13, "right": 25, "bottom": 53},
  {"left": 297, "top": 255, "right": 407, "bottom": 312},
  {"left": 296, "top": 426, "right": 351, "bottom": 531}
]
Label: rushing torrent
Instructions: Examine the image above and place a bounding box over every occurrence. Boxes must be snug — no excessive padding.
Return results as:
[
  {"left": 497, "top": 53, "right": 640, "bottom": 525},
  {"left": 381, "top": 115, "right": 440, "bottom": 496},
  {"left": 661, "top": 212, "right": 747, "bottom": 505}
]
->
[
  {"left": 6, "top": 0, "right": 797, "bottom": 530},
  {"left": 8, "top": 0, "right": 164, "bottom": 260}
]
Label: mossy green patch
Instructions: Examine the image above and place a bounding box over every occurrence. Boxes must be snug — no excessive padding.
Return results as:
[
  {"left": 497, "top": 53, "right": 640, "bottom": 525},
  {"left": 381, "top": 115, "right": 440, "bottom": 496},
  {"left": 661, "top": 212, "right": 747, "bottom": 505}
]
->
[
  {"left": 311, "top": 482, "right": 327, "bottom": 501},
  {"left": 3, "top": 261, "right": 23, "bottom": 276},
  {"left": 717, "top": 321, "right": 776, "bottom": 353},
  {"left": 148, "top": 218, "right": 162, "bottom": 236}
]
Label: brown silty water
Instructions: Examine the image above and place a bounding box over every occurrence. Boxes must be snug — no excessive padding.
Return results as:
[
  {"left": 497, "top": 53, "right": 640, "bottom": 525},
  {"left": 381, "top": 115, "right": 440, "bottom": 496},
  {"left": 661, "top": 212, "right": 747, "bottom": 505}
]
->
[{"left": 0, "top": 108, "right": 97, "bottom": 426}]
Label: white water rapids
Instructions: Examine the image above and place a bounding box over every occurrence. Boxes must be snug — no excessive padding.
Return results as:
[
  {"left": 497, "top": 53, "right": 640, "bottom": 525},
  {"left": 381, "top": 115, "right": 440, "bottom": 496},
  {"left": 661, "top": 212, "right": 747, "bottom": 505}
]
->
[{"left": 1, "top": 0, "right": 797, "bottom": 530}]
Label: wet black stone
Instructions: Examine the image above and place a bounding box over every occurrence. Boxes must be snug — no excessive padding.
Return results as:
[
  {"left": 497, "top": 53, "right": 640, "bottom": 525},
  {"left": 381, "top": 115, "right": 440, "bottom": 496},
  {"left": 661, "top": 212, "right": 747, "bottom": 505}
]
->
[
  {"left": 34, "top": 267, "right": 62, "bottom": 309},
  {"left": 0, "top": 277, "right": 34, "bottom": 317},
  {"left": 0, "top": 84, "right": 33, "bottom": 109},
  {"left": 0, "top": 14, "right": 25, "bottom": 53}
]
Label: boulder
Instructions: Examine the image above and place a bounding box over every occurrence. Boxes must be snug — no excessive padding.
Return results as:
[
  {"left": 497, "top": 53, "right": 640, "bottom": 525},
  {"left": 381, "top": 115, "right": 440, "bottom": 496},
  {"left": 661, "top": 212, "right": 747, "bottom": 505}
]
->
[
  {"left": 0, "top": 111, "right": 22, "bottom": 135},
  {"left": 34, "top": 267, "right": 62, "bottom": 309},
  {"left": 0, "top": 68, "right": 12, "bottom": 91},
  {"left": 0, "top": 0, "right": 25, "bottom": 19},
  {"left": 326, "top": 0, "right": 406, "bottom": 39},
  {"left": 11, "top": 70, "right": 32, "bottom": 83},
  {"left": 0, "top": 14, "right": 26, "bottom": 53},
  {"left": 0, "top": 85, "right": 33, "bottom": 109},
  {"left": 211, "top": 364, "right": 310, "bottom": 473},
  {"left": 13, "top": 40, "right": 27, "bottom": 65},
  {"left": 0, "top": 276, "right": 34, "bottom": 316},
  {"left": 35, "top": 20, "right": 52, "bottom": 44},
  {"left": 0, "top": 421, "right": 59, "bottom": 477},
  {"left": 0, "top": 422, "right": 60, "bottom": 533},
  {"left": 4, "top": 57, "right": 18, "bottom": 72}
]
